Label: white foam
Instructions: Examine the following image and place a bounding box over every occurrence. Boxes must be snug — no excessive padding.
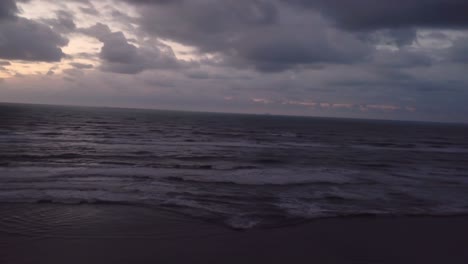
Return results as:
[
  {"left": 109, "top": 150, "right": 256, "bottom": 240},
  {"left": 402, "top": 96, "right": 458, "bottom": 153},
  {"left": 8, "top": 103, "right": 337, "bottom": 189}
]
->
[
  {"left": 276, "top": 197, "right": 330, "bottom": 218},
  {"left": 225, "top": 216, "right": 262, "bottom": 229}
]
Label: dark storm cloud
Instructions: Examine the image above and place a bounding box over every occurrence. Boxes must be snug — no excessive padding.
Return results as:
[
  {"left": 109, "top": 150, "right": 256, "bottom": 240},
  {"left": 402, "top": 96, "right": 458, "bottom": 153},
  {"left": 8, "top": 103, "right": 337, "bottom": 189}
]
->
[
  {"left": 227, "top": 27, "right": 371, "bottom": 72},
  {"left": 449, "top": 37, "right": 468, "bottom": 63},
  {"left": 0, "top": 0, "right": 69, "bottom": 62},
  {"left": 43, "top": 10, "right": 77, "bottom": 34},
  {"left": 285, "top": 0, "right": 468, "bottom": 30},
  {"left": 0, "top": 0, "right": 34, "bottom": 20},
  {"left": 0, "top": 0, "right": 466, "bottom": 122},
  {"left": 125, "top": 0, "right": 372, "bottom": 72},
  {"left": 363, "top": 28, "right": 418, "bottom": 47},
  {"left": 123, "top": 0, "right": 468, "bottom": 31},
  {"left": 70, "top": 62, "right": 94, "bottom": 69},
  {"left": 0, "top": 17, "right": 68, "bottom": 62},
  {"left": 118, "top": 0, "right": 468, "bottom": 72},
  {"left": 372, "top": 49, "right": 433, "bottom": 68},
  {"left": 81, "top": 23, "right": 183, "bottom": 74},
  {"left": 135, "top": 0, "right": 278, "bottom": 52},
  {"left": 0, "top": 0, "right": 19, "bottom": 20}
]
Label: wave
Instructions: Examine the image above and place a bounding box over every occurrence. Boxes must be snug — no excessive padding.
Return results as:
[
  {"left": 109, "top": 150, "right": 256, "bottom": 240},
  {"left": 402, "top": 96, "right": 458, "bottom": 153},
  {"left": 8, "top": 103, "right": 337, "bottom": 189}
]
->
[
  {"left": 163, "top": 176, "right": 356, "bottom": 187},
  {"left": 38, "top": 132, "right": 63, "bottom": 136},
  {"left": 352, "top": 144, "right": 468, "bottom": 153},
  {"left": 255, "top": 159, "right": 284, "bottom": 164},
  {"left": 1, "top": 199, "right": 468, "bottom": 230}
]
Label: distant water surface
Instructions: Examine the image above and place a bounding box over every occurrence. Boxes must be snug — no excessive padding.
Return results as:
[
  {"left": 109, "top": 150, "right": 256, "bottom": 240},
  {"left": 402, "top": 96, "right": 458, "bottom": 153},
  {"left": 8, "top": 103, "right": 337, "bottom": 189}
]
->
[{"left": 1, "top": 103, "right": 467, "bottom": 228}]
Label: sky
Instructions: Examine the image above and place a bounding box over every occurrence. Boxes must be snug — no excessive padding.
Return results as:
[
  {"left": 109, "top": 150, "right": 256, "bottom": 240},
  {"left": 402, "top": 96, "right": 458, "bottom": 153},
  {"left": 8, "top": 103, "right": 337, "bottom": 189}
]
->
[{"left": 0, "top": 0, "right": 467, "bottom": 122}]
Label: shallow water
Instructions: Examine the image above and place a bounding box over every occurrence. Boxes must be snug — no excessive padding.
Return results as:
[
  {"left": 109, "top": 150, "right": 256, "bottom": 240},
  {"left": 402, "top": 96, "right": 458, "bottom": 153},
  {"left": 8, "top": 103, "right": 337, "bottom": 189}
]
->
[{"left": 1, "top": 103, "right": 468, "bottom": 228}]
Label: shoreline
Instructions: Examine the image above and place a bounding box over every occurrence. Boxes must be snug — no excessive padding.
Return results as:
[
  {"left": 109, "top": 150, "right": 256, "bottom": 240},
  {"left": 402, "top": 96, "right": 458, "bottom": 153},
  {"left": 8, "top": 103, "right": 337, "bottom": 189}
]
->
[{"left": 1, "top": 204, "right": 467, "bottom": 264}]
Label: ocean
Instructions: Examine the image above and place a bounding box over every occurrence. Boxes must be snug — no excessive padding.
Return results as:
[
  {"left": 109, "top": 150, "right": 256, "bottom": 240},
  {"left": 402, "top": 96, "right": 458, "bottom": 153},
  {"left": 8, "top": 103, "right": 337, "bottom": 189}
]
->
[{"left": 1, "top": 103, "right": 467, "bottom": 229}]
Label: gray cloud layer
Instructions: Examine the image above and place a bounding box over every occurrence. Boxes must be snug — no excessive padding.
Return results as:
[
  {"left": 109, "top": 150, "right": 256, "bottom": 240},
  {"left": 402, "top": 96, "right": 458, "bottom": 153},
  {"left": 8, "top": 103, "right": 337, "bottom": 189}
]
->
[
  {"left": 285, "top": 0, "right": 468, "bottom": 30},
  {"left": 120, "top": 0, "right": 468, "bottom": 73},
  {"left": 0, "top": 0, "right": 68, "bottom": 62},
  {"left": 81, "top": 23, "right": 183, "bottom": 74},
  {"left": 127, "top": 0, "right": 376, "bottom": 72},
  {"left": 0, "top": 0, "right": 19, "bottom": 20},
  {"left": 0, "top": 17, "right": 68, "bottom": 61},
  {"left": 449, "top": 37, "right": 468, "bottom": 63},
  {"left": 1, "top": 0, "right": 468, "bottom": 122}
]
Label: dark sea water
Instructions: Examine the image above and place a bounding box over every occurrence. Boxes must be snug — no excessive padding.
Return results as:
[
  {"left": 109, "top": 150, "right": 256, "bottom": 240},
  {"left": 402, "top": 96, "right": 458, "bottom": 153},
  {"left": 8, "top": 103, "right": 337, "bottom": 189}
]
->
[{"left": 1, "top": 103, "right": 468, "bottom": 229}]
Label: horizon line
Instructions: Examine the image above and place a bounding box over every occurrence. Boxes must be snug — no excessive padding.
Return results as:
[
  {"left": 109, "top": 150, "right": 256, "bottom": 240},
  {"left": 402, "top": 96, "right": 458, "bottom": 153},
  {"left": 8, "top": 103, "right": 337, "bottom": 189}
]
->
[{"left": 1, "top": 100, "right": 466, "bottom": 125}]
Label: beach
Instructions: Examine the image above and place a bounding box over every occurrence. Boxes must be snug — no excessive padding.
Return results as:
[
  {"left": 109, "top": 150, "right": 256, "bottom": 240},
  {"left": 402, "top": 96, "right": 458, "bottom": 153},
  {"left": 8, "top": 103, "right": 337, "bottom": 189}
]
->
[
  {"left": 1, "top": 104, "right": 468, "bottom": 263},
  {"left": 2, "top": 0, "right": 468, "bottom": 262},
  {"left": 1, "top": 204, "right": 467, "bottom": 264}
]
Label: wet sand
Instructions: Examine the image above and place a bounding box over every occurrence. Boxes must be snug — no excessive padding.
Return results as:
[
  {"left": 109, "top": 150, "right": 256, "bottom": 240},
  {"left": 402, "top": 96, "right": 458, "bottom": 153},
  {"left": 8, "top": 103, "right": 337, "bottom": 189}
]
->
[{"left": 1, "top": 204, "right": 467, "bottom": 264}]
